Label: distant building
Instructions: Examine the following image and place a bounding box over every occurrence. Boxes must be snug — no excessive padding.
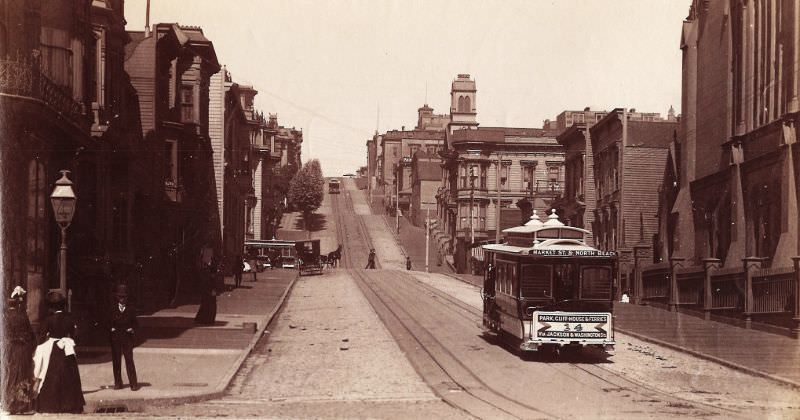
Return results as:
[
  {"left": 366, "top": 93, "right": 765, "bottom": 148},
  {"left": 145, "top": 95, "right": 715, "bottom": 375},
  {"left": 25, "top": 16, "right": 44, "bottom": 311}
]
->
[
  {"left": 410, "top": 152, "right": 441, "bottom": 226},
  {"left": 379, "top": 128, "right": 445, "bottom": 211},
  {"left": 441, "top": 126, "right": 564, "bottom": 273},
  {"left": 416, "top": 104, "right": 449, "bottom": 131}
]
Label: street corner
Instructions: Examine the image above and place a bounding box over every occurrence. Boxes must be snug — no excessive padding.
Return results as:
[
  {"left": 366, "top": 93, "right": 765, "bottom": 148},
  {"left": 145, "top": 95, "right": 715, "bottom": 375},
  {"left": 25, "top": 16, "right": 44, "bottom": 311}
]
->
[{"left": 81, "top": 348, "right": 240, "bottom": 413}]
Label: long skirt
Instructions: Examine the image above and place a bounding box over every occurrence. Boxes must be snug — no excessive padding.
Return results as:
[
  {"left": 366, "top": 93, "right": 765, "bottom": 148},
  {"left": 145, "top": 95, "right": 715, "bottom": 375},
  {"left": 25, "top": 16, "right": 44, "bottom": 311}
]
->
[
  {"left": 36, "top": 343, "right": 85, "bottom": 414},
  {"left": 195, "top": 293, "right": 217, "bottom": 325}
]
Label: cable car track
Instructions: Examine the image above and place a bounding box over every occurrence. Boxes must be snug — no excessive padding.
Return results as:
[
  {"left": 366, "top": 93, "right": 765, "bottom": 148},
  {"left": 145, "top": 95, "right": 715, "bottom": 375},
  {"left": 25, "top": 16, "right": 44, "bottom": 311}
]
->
[
  {"left": 329, "top": 187, "right": 737, "bottom": 419},
  {"left": 404, "top": 263, "right": 742, "bottom": 417},
  {"left": 330, "top": 189, "right": 554, "bottom": 419}
]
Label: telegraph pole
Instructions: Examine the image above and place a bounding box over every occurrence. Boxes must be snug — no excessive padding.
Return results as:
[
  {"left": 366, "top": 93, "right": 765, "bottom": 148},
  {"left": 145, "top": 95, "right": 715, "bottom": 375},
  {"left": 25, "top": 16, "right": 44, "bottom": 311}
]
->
[{"left": 425, "top": 206, "right": 430, "bottom": 273}]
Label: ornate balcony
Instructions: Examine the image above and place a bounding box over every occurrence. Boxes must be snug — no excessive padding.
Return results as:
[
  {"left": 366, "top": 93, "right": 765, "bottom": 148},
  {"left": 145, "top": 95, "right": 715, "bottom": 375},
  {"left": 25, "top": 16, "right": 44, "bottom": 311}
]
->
[{"left": 0, "top": 55, "right": 88, "bottom": 129}]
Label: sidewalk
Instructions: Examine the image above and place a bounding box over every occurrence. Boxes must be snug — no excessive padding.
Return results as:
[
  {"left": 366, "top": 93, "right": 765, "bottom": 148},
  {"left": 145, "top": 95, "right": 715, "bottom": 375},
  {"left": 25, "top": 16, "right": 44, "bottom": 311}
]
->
[
  {"left": 77, "top": 269, "right": 297, "bottom": 413},
  {"left": 614, "top": 303, "right": 800, "bottom": 388}
]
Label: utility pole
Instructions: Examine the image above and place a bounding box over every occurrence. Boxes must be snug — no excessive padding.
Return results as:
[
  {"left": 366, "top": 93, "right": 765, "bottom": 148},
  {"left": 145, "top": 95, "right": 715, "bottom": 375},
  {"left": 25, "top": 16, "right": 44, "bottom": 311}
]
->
[
  {"left": 425, "top": 206, "right": 430, "bottom": 273},
  {"left": 395, "top": 165, "right": 400, "bottom": 234}
]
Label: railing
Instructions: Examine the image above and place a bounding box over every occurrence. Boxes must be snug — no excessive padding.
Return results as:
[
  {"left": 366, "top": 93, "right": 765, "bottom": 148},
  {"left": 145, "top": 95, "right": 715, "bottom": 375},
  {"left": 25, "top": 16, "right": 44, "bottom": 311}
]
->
[
  {"left": 675, "top": 267, "right": 704, "bottom": 305},
  {"left": 752, "top": 266, "right": 794, "bottom": 314},
  {"left": 641, "top": 263, "right": 669, "bottom": 300},
  {"left": 709, "top": 270, "right": 743, "bottom": 310},
  {"left": 0, "top": 55, "right": 87, "bottom": 127}
]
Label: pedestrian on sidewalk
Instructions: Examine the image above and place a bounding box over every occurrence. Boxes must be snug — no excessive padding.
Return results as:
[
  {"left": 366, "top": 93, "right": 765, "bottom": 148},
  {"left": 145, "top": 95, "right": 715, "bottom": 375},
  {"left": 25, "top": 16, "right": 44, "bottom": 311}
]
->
[
  {"left": 34, "top": 291, "right": 84, "bottom": 414},
  {"left": 109, "top": 284, "right": 139, "bottom": 391},
  {"left": 196, "top": 258, "right": 219, "bottom": 325},
  {"left": 406, "top": 256, "right": 412, "bottom": 271},
  {"left": 233, "top": 254, "right": 244, "bottom": 288},
  {"left": 365, "top": 248, "right": 377, "bottom": 269},
  {"left": 2, "top": 286, "right": 36, "bottom": 415}
]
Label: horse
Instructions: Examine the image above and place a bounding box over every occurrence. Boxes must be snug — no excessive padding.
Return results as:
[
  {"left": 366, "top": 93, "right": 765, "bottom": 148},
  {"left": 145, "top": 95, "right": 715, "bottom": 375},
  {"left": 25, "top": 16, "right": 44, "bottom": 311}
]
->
[{"left": 327, "top": 244, "right": 343, "bottom": 268}]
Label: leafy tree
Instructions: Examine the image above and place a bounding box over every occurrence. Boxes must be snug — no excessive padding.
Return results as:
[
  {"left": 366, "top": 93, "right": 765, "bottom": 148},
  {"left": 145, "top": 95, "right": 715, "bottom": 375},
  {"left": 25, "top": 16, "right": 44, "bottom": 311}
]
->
[{"left": 287, "top": 159, "right": 324, "bottom": 231}]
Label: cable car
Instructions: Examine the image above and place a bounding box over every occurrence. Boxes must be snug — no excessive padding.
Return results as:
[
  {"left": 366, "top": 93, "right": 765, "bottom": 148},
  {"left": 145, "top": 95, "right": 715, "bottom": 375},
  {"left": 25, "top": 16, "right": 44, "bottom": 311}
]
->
[
  {"left": 328, "top": 179, "right": 341, "bottom": 194},
  {"left": 482, "top": 210, "right": 617, "bottom": 355}
]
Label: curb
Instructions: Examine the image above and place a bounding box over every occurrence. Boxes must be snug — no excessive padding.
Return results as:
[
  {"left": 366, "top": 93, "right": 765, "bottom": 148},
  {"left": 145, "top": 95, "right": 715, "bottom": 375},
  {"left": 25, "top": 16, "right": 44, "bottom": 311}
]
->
[
  {"left": 614, "top": 327, "right": 800, "bottom": 390},
  {"left": 87, "top": 272, "right": 300, "bottom": 413}
]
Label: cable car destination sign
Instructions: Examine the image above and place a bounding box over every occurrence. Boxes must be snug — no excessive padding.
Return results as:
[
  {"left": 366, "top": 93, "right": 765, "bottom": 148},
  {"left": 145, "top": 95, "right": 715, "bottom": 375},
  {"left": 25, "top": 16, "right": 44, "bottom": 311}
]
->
[
  {"left": 532, "top": 311, "right": 610, "bottom": 340},
  {"left": 527, "top": 249, "right": 616, "bottom": 257}
]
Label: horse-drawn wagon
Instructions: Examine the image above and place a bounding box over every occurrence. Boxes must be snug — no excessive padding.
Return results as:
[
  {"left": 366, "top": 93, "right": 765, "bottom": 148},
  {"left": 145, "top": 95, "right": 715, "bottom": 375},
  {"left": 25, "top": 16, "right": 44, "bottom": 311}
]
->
[{"left": 296, "top": 239, "right": 323, "bottom": 276}]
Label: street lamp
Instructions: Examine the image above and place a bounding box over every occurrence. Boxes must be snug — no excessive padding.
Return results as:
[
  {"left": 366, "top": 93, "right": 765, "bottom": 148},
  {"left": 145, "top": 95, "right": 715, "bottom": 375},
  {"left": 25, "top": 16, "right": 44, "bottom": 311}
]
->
[{"left": 50, "top": 170, "right": 76, "bottom": 305}]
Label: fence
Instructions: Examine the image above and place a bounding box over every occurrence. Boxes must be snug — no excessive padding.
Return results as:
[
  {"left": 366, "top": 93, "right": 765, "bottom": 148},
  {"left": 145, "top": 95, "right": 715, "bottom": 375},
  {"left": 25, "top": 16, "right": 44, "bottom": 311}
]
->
[
  {"left": 709, "top": 267, "right": 744, "bottom": 310},
  {"left": 641, "top": 262, "right": 669, "bottom": 300},
  {"left": 640, "top": 258, "right": 799, "bottom": 330},
  {"left": 752, "top": 266, "right": 795, "bottom": 313},
  {"left": 674, "top": 266, "right": 704, "bottom": 305}
]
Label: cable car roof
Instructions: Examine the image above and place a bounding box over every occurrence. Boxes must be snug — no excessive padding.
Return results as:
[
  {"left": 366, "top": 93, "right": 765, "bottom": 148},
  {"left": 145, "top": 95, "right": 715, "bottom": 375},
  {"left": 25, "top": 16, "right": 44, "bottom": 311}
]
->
[{"left": 483, "top": 210, "right": 615, "bottom": 257}]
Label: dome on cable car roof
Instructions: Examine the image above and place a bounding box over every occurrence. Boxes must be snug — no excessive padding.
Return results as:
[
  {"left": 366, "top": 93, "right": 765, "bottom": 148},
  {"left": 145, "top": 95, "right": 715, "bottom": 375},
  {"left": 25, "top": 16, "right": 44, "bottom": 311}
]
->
[
  {"left": 542, "top": 209, "right": 564, "bottom": 227},
  {"left": 524, "top": 210, "right": 543, "bottom": 227}
]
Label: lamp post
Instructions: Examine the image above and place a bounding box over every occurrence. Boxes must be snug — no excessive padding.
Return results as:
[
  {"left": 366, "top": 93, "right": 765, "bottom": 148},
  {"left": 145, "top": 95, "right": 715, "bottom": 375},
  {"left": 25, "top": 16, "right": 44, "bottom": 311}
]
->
[{"left": 50, "top": 170, "right": 76, "bottom": 307}]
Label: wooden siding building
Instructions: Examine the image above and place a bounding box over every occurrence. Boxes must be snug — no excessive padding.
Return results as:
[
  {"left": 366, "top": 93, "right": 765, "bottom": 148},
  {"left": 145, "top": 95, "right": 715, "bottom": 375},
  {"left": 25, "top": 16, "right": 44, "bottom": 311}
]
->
[{"left": 590, "top": 108, "right": 677, "bottom": 295}]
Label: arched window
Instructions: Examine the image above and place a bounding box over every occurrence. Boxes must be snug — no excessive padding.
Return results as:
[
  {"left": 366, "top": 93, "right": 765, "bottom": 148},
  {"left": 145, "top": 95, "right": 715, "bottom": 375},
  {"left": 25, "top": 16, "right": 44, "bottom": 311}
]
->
[
  {"left": 457, "top": 96, "right": 465, "bottom": 112},
  {"left": 464, "top": 96, "right": 471, "bottom": 112}
]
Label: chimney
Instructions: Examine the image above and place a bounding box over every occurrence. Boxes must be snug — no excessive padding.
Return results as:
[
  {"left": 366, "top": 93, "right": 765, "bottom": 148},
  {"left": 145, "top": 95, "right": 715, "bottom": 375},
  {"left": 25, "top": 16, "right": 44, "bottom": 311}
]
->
[{"left": 144, "top": 0, "right": 151, "bottom": 37}]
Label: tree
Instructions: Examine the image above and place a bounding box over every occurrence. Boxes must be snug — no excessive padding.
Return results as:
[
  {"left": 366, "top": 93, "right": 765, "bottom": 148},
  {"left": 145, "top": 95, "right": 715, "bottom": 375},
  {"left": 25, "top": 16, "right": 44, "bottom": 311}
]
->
[{"left": 287, "top": 159, "right": 324, "bottom": 232}]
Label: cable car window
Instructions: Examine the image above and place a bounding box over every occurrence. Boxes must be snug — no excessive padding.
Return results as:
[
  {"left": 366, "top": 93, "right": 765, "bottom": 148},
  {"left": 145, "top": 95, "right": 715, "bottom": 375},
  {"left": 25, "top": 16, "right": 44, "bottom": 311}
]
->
[
  {"left": 520, "top": 264, "right": 552, "bottom": 298},
  {"left": 554, "top": 264, "right": 577, "bottom": 301},
  {"left": 581, "top": 266, "right": 613, "bottom": 299}
]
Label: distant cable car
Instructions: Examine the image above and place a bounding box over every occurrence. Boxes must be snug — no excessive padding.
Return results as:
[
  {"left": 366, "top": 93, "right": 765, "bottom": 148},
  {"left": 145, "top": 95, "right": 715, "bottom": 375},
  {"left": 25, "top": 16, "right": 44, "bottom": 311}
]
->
[
  {"left": 328, "top": 179, "right": 341, "bottom": 194},
  {"left": 482, "top": 210, "right": 617, "bottom": 356}
]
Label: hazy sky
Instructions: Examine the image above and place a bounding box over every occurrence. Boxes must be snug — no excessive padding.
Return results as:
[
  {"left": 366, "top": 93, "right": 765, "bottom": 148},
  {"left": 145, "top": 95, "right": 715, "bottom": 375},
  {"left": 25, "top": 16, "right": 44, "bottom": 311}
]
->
[{"left": 125, "top": 0, "right": 688, "bottom": 176}]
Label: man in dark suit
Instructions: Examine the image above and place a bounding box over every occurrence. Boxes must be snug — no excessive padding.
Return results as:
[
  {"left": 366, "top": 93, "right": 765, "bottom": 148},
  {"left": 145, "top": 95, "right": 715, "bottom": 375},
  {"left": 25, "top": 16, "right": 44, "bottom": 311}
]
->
[{"left": 109, "top": 284, "right": 139, "bottom": 391}]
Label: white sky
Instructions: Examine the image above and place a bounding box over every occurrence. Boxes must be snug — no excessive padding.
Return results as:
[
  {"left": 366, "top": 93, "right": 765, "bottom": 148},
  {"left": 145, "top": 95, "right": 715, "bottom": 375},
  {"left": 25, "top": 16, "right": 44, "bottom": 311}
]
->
[{"left": 125, "top": 0, "right": 688, "bottom": 176}]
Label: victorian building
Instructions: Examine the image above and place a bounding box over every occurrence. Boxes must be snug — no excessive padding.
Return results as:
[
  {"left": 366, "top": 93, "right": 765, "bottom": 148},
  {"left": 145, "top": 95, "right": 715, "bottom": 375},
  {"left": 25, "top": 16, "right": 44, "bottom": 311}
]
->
[
  {"left": 208, "top": 68, "right": 266, "bottom": 266},
  {"left": 125, "top": 23, "right": 221, "bottom": 308},
  {"left": 441, "top": 127, "right": 564, "bottom": 273},
  {"left": 1, "top": 0, "right": 142, "bottom": 323},
  {"left": 589, "top": 108, "right": 677, "bottom": 295},
  {"left": 259, "top": 113, "right": 302, "bottom": 240},
  {"left": 550, "top": 109, "right": 609, "bottom": 246}
]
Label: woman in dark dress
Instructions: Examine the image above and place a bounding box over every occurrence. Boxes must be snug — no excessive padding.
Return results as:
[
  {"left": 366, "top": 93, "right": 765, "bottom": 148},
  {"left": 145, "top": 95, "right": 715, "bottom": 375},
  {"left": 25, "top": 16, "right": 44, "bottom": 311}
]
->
[
  {"left": 195, "top": 258, "right": 218, "bottom": 325},
  {"left": 2, "top": 286, "right": 36, "bottom": 414},
  {"left": 33, "top": 291, "right": 85, "bottom": 414}
]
